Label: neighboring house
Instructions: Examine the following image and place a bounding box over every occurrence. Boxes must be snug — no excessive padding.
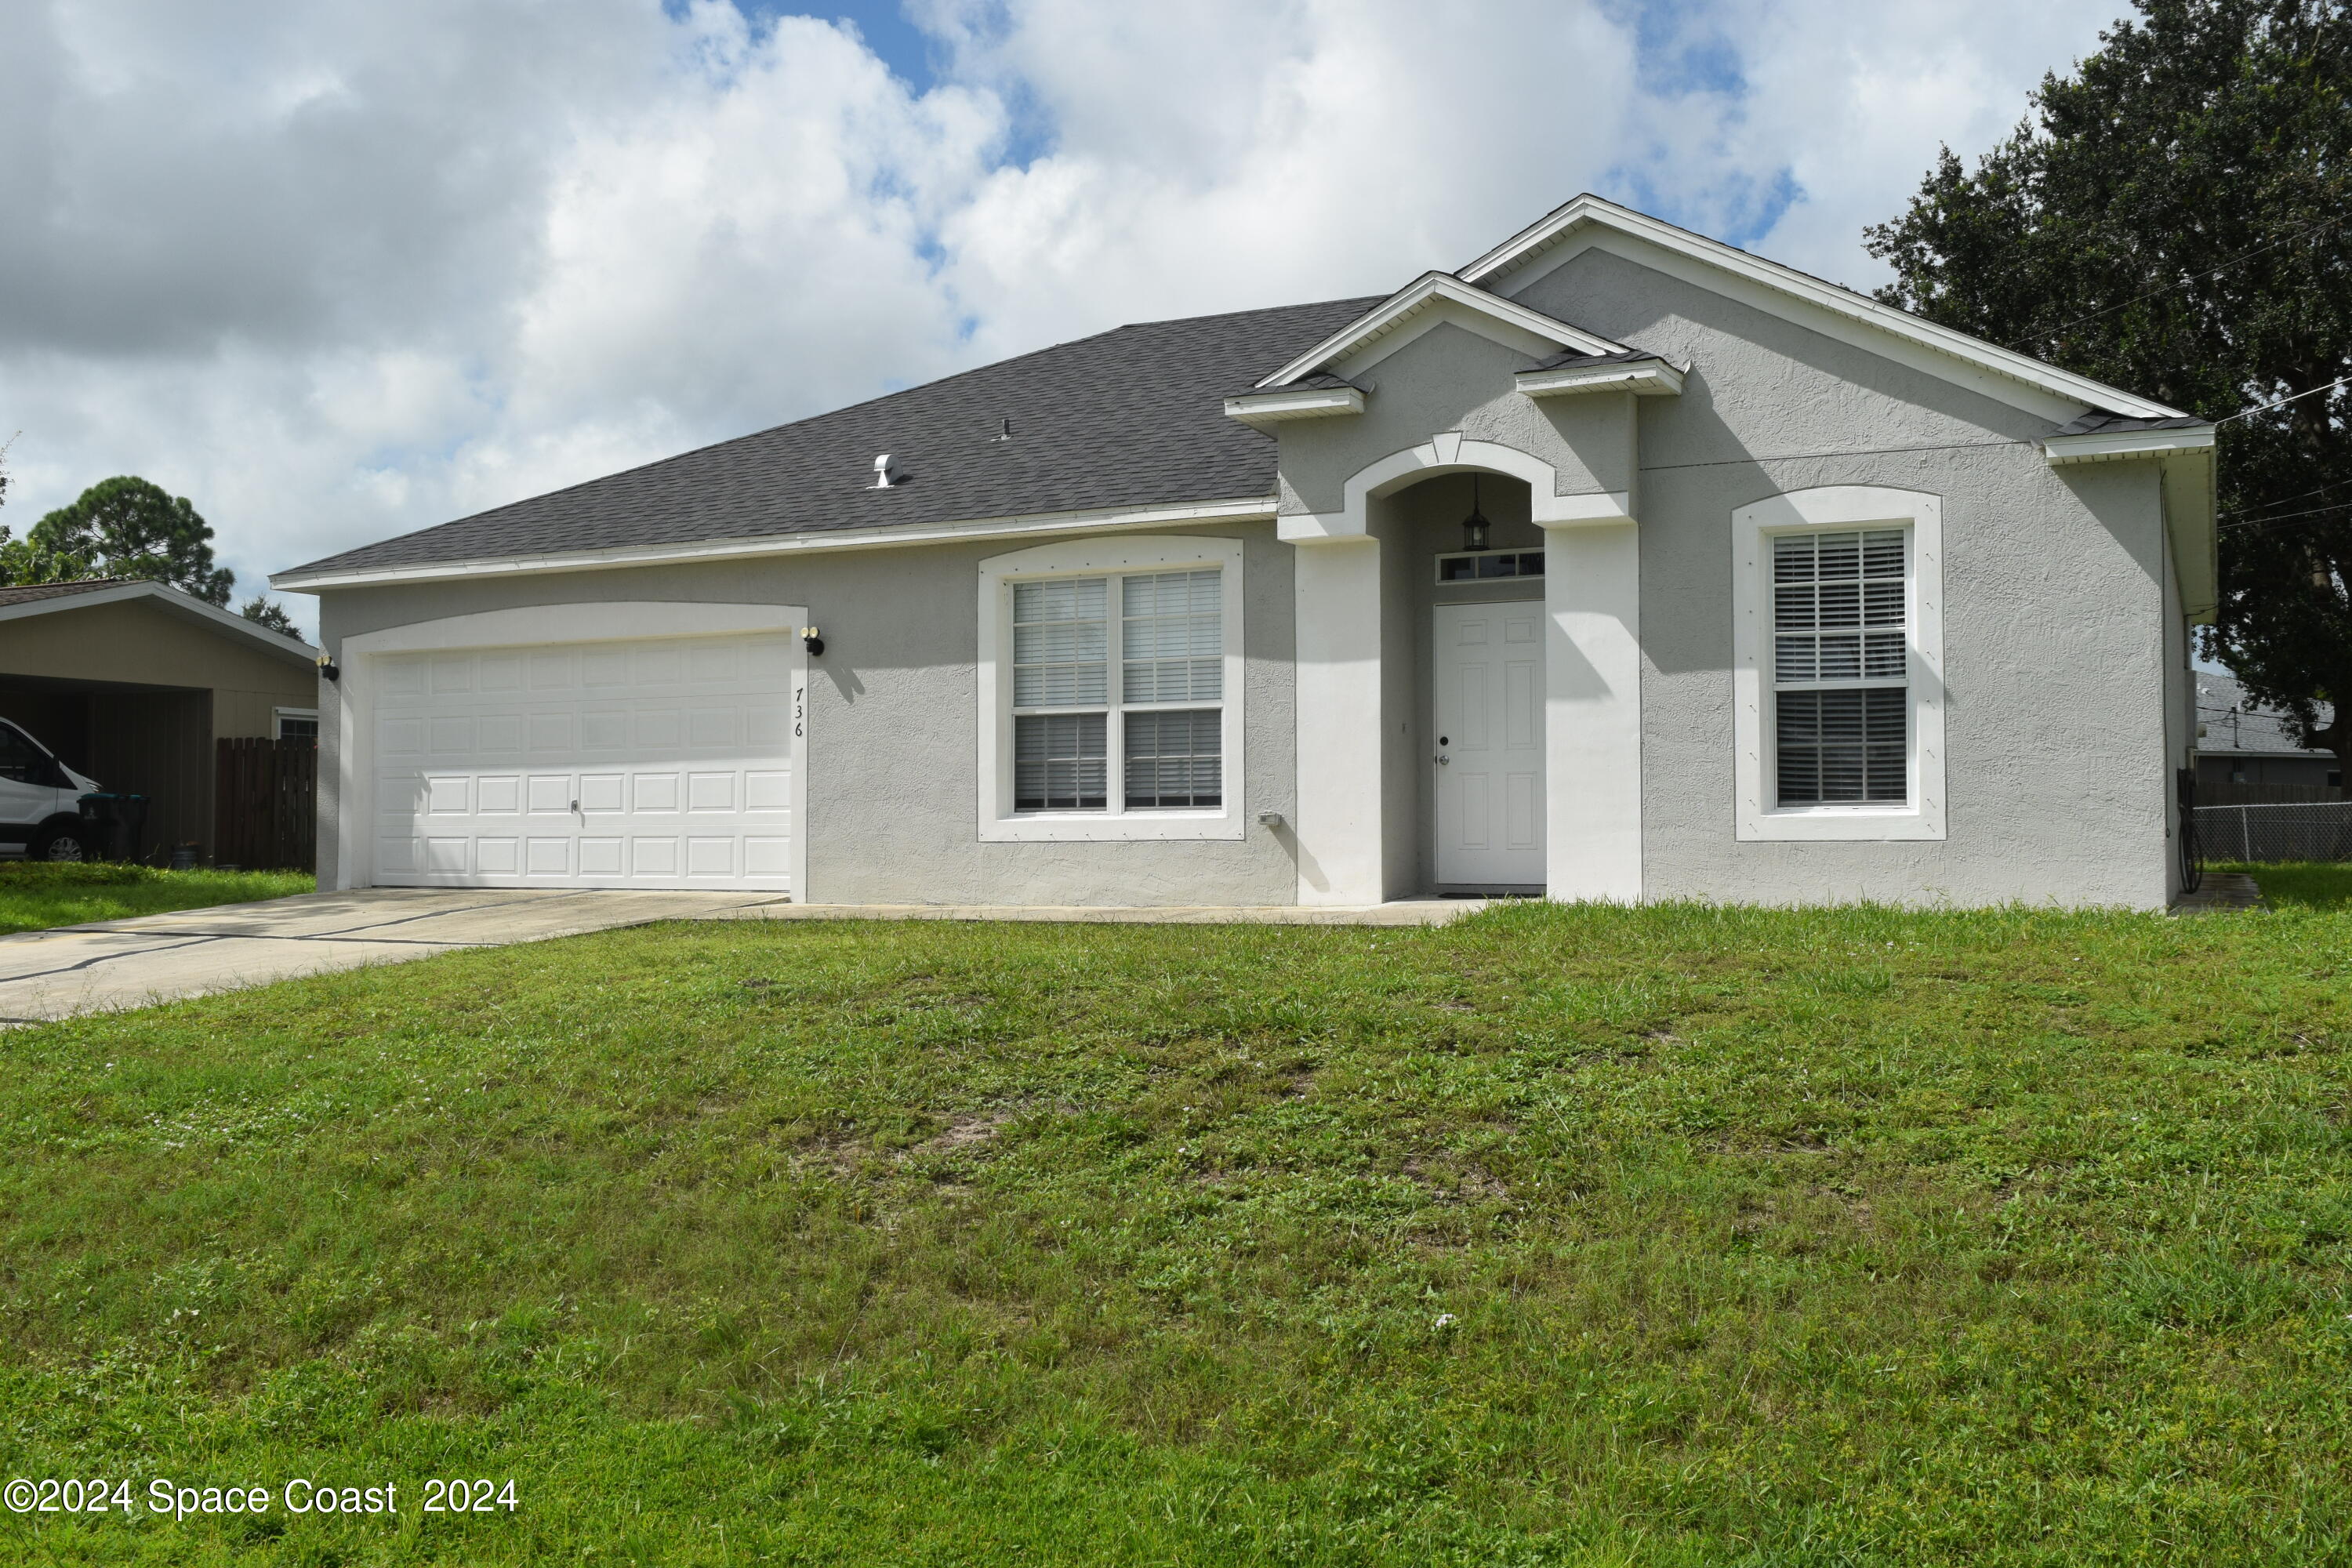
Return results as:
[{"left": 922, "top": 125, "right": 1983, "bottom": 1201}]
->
[
  {"left": 0, "top": 579, "right": 321, "bottom": 858},
  {"left": 274, "top": 194, "right": 2216, "bottom": 910},
  {"left": 2194, "top": 673, "right": 2341, "bottom": 792}
]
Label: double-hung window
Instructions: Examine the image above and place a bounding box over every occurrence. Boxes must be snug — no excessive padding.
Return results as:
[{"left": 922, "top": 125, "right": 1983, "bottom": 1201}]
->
[
  {"left": 1771, "top": 529, "right": 1907, "bottom": 806},
  {"left": 982, "top": 536, "right": 1246, "bottom": 840},
  {"left": 1733, "top": 487, "right": 1944, "bottom": 840},
  {"left": 1011, "top": 568, "right": 1223, "bottom": 811}
]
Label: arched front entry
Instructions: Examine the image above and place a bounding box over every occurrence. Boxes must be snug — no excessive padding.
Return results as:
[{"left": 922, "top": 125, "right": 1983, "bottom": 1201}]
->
[{"left": 1283, "top": 437, "right": 1642, "bottom": 907}]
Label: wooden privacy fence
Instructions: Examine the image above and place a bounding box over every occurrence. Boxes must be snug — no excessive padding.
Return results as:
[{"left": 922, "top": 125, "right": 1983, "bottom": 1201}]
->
[{"left": 215, "top": 737, "right": 317, "bottom": 871}]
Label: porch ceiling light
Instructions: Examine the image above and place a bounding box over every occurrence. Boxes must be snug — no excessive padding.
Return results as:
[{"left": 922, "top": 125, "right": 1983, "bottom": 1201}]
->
[{"left": 1461, "top": 476, "right": 1490, "bottom": 553}]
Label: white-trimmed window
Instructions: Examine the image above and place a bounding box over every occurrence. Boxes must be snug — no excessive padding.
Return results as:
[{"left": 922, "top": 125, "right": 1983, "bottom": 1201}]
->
[
  {"left": 274, "top": 706, "right": 320, "bottom": 743},
  {"left": 1733, "top": 486, "right": 1944, "bottom": 840},
  {"left": 979, "top": 535, "right": 1245, "bottom": 840}
]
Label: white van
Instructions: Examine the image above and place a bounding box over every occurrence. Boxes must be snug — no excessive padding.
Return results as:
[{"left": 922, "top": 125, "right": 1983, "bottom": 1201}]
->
[{"left": 0, "top": 719, "right": 100, "bottom": 861}]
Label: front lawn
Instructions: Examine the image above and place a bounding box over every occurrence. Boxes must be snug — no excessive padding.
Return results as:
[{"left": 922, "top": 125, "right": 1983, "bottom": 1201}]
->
[
  {"left": 3, "top": 895, "right": 2351, "bottom": 1563},
  {"left": 0, "top": 862, "right": 314, "bottom": 935}
]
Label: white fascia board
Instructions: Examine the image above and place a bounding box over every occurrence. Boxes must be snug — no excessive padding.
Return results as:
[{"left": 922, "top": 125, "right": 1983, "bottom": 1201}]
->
[
  {"left": 1515, "top": 360, "right": 1685, "bottom": 398},
  {"left": 0, "top": 580, "right": 318, "bottom": 662},
  {"left": 271, "top": 495, "right": 1280, "bottom": 594},
  {"left": 2165, "top": 444, "right": 2220, "bottom": 625},
  {"left": 1254, "top": 272, "right": 1628, "bottom": 390},
  {"left": 1464, "top": 195, "right": 2185, "bottom": 423},
  {"left": 2042, "top": 425, "right": 2216, "bottom": 465},
  {"left": 1223, "top": 386, "right": 1365, "bottom": 430}
]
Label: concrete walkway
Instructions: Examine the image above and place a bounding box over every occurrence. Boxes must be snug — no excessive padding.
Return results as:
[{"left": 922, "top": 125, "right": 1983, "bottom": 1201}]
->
[{"left": 0, "top": 889, "right": 1486, "bottom": 1025}]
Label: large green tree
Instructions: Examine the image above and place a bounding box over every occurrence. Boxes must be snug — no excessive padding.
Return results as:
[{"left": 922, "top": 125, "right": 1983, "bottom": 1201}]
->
[
  {"left": 1865, "top": 0, "right": 2351, "bottom": 789},
  {"left": 24, "top": 476, "right": 235, "bottom": 604},
  {"left": 0, "top": 439, "right": 93, "bottom": 587}
]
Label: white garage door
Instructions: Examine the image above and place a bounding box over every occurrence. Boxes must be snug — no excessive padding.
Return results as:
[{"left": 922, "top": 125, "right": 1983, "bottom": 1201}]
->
[{"left": 371, "top": 631, "right": 797, "bottom": 891}]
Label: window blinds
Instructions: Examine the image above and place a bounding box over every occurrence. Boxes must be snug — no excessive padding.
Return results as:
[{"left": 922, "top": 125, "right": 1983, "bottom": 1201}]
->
[
  {"left": 1009, "top": 568, "right": 1223, "bottom": 812},
  {"left": 1772, "top": 529, "right": 1908, "bottom": 806}
]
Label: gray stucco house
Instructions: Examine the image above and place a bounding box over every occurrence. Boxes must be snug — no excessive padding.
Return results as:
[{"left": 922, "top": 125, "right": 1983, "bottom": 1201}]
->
[
  {"left": 274, "top": 195, "right": 2216, "bottom": 909},
  {"left": 2195, "top": 673, "right": 2341, "bottom": 793}
]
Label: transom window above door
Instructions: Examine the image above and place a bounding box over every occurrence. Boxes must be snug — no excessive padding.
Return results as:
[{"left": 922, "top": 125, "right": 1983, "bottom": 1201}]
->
[{"left": 978, "top": 536, "right": 1247, "bottom": 841}]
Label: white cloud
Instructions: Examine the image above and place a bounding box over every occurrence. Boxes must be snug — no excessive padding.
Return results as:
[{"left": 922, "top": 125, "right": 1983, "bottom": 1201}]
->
[{"left": 0, "top": 0, "right": 2128, "bottom": 637}]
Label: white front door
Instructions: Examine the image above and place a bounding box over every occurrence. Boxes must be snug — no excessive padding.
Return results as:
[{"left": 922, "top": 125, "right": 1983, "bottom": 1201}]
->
[
  {"left": 371, "top": 630, "right": 799, "bottom": 891},
  {"left": 1433, "top": 601, "right": 1545, "bottom": 887}
]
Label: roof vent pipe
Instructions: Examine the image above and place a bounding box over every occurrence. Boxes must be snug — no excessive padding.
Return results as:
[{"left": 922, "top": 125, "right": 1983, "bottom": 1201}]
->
[{"left": 872, "top": 453, "right": 897, "bottom": 489}]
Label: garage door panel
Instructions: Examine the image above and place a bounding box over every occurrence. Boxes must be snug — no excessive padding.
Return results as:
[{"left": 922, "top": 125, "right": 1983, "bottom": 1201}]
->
[
  {"left": 688, "top": 772, "right": 735, "bottom": 812},
  {"left": 373, "top": 630, "right": 795, "bottom": 891}
]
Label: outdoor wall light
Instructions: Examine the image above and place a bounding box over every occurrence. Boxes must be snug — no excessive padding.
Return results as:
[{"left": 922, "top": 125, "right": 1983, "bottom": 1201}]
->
[
  {"left": 1460, "top": 474, "right": 1490, "bottom": 553},
  {"left": 316, "top": 654, "right": 340, "bottom": 683},
  {"left": 801, "top": 626, "right": 825, "bottom": 656}
]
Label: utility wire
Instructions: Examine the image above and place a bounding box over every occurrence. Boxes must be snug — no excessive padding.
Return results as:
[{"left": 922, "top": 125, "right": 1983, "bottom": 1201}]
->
[
  {"left": 2219, "top": 375, "right": 2347, "bottom": 425},
  {"left": 2220, "top": 497, "right": 2352, "bottom": 532},
  {"left": 2034, "top": 211, "right": 2348, "bottom": 339},
  {"left": 2220, "top": 472, "right": 2352, "bottom": 521}
]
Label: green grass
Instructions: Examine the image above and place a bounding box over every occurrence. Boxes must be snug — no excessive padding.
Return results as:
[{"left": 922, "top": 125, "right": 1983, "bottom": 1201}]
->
[
  {"left": 2220, "top": 861, "right": 2352, "bottom": 910},
  {"left": 0, "top": 862, "right": 314, "bottom": 935},
  {"left": 4, "top": 896, "right": 2352, "bottom": 1563}
]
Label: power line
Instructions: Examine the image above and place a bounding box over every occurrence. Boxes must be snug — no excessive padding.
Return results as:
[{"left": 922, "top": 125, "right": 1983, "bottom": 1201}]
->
[
  {"left": 2220, "top": 375, "right": 2347, "bottom": 425},
  {"left": 2035, "top": 211, "right": 2349, "bottom": 340},
  {"left": 2220, "top": 497, "right": 2352, "bottom": 533},
  {"left": 1639, "top": 437, "right": 2027, "bottom": 474},
  {"left": 2220, "top": 473, "right": 2352, "bottom": 522}
]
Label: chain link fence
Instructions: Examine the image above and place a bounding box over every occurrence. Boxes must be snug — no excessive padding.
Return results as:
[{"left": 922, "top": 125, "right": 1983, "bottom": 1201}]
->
[{"left": 2193, "top": 800, "right": 2352, "bottom": 863}]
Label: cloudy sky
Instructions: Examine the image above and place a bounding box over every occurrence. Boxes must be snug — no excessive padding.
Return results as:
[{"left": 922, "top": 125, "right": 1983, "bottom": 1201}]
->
[{"left": 1, "top": 0, "right": 2134, "bottom": 634}]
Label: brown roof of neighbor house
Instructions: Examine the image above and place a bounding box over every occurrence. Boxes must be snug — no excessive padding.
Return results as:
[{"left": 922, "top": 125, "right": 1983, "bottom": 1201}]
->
[{"left": 0, "top": 577, "right": 135, "bottom": 608}]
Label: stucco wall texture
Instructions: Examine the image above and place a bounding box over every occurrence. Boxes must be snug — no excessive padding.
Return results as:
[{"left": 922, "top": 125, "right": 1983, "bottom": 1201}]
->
[
  {"left": 312, "top": 239, "right": 2188, "bottom": 909},
  {"left": 1526, "top": 244, "right": 2176, "bottom": 907},
  {"left": 318, "top": 522, "right": 1300, "bottom": 906}
]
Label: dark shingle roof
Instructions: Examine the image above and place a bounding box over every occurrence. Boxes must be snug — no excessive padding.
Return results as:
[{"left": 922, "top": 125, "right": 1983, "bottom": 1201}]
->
[
  {"left": 1526, "top": 347, "right": 1659, "bottom": 372},
  {"left": 2197, "top": 673, "right": 2336, "bottom": 756},
  {"left": 2053, "top": 410, "right": 2212, "bottom": 436},
  {"left": 0, "top": 578, "right": 133, "bottom": 608},
  {"left": 285, "top": 295, "right": 1387, "bottom": 579}
]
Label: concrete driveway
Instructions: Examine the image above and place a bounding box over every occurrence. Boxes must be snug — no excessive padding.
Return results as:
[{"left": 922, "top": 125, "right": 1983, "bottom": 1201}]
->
[
  {"left": 0, "top": 887, "right": 1487, "bottom": 1025},
  {"left": 0, "top": 887, "right": 789, "bottom": 1025}
]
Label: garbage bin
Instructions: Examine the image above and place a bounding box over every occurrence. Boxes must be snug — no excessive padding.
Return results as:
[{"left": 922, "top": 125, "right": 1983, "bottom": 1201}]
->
[{"left": 77, "top": 793, "right": 151, "bottom": 863}]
